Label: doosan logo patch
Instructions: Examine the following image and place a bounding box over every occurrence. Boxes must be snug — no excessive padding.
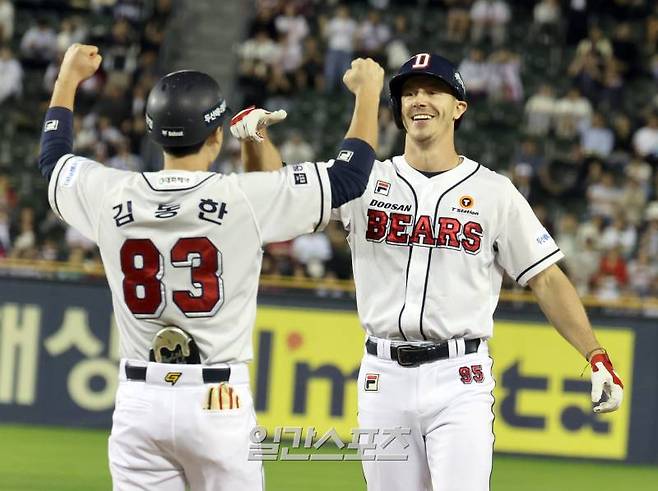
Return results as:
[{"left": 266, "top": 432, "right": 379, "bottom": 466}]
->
[
  {"left": 375, "top": 180, "right": 390, "bottom": 196},
  {"left": 44, "top": 120, "right": 59, "bottom": 132},
  {"left": 365, "top": 373, "right": 379, "bottom": 391}
]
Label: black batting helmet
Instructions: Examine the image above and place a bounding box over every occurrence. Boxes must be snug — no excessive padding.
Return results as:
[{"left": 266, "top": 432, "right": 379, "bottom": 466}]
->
[
  {"left": 389, "top": 53, "right": 466, "bottom": 130},
  {"left": 145, "top": 70, "right": 230, "bottom": 147}
]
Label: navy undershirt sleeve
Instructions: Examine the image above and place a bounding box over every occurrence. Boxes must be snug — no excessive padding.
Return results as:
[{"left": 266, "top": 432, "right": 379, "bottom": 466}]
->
[
  {"left": 38, "top": 107, "right": 74, "bottom": 180},
  {"left": 327, "top": 138, "right": 375, "bottom": 208}
]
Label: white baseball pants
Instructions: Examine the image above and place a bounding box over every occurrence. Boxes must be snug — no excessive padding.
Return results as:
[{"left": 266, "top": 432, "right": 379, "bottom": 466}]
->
[
  {"left": 109, "top": 360, "right": 263, "bottom": 491},
  {"left": 358, "top": 339, "right": 495, "bottom": 491}
]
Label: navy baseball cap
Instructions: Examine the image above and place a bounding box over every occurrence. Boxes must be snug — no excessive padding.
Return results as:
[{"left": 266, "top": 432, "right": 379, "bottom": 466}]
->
[{"left": 389, "top": 53, "right": 467, "bottom": 129}]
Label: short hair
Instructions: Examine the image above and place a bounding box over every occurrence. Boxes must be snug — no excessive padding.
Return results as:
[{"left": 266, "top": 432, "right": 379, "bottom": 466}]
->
[{"left": 162, "top": 139, "right": 206, "bottom": 158}]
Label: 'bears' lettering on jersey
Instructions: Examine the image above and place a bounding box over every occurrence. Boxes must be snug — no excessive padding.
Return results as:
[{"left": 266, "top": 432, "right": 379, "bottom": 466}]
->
[{"left": 365, "top": 208, "right": 483, "bottom": 254}]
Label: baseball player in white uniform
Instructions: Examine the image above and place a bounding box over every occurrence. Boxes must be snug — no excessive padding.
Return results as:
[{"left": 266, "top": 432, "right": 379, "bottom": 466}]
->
[
  {"left": 328, "top": 54, "right": 623, "bottom": 490},
  {"left": 242, "top": 54, "right": 625, "bottom": 490},
  {"left": 38, "top": 44, "right": 384, "bottom": 490}
]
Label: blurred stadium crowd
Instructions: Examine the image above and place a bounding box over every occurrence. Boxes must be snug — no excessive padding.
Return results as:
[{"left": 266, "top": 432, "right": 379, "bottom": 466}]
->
[{"left": 1, "top": 0, "right": 658, "bottom": 301}]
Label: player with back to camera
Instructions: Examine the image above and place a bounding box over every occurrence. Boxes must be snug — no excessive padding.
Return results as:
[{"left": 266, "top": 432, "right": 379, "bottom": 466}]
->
[
  {"left": 38, "top": 43, "right": 384, "bottom": 491},
  {"left": 241, "top": 52, "right": 625, "bottom": 491}
]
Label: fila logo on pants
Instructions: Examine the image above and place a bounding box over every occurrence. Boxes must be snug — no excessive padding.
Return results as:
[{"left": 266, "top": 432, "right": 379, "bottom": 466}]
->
[{"left": 365, "top": 373, "right": 379, "bottom": 391}]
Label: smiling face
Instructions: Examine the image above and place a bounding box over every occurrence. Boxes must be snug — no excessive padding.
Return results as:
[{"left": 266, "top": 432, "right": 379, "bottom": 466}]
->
[{"left": 400, "top": 75, "right": 467, "bottom": 142}]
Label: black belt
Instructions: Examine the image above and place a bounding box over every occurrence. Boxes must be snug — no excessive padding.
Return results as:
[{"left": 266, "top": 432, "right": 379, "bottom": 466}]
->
[
  {"left": 125, "top": 364, "right": 231, "bottom": 383},
  {"left": 366, "top": 338, "right": 481, "bottom": 367}
]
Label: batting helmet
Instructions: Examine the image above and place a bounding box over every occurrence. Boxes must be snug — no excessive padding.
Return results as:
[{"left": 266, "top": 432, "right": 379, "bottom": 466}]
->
[
  {"left": 145, "top": 70, "right": 230, "bottom": 147},
  {"left": 389, "top": 53, "right": 466, "bottom": 130}
]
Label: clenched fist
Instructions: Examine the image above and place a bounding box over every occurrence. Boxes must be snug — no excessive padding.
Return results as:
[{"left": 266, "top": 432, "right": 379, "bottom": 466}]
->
[
  {"left": 59, "top": 44, "right": 102, "bottom": 85},
  {"left": 342, "top": 58, "right": 384, "bottom": 96}
]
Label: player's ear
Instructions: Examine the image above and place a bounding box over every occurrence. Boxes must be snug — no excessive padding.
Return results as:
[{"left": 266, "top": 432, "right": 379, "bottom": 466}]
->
[
  {"left": 454, "top": 100, "right": 467, "bottom": 122},
  {"left": 206, "top": 127, "right": 223, "bottom": 148}
]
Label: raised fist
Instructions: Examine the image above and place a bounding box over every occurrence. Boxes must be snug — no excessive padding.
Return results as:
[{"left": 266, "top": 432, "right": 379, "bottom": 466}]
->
[
  {"left": 59, "top": 44, "right": 102, "bottom": 84},
  {"left": 342, "top": 58, "right": 384, "bottom": 96}
]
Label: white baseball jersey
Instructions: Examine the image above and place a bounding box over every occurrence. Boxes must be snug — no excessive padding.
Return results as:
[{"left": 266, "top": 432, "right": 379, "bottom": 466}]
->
[
  {"left": 48, "top": 154, "right": 331, "bottom": 363},
  {"left": 332, "top": 155, "right": 563, "bottom": 341}
]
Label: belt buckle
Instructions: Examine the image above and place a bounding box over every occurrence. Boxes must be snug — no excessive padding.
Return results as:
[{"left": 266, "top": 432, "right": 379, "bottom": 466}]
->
[{"left": 396, "top": 345, "right": 422, "bottom": 367}]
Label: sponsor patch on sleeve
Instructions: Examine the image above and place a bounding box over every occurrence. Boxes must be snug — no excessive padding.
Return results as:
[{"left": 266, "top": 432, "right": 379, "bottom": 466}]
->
[
  {"left": 62, "top": 160, "right": 81, "bottom": 187},
  {"left": 44, "top": 120, "right": 59, "bottom": 132},
  {"left": 337, "top": 150, "right": 354, "bottom": 162}
]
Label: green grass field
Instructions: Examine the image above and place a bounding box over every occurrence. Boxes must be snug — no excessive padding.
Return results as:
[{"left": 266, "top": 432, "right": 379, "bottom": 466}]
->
[{"left": 1, "top": 425, "right": 656, "bottom": 491}]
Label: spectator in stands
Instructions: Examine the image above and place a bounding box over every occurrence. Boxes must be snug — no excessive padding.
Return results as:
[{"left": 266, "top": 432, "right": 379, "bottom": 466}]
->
[
  {"left": 280, "top": 131, "right": 314, "bottom": 164},
  {"left": 632, "top": 113, "right": 658, "bottom": 159},
  {"left": 56, "top": 17, "right": 88, "bottom": 57},
  {"left": 102, "top": 19, "right": 140, "bottom": 83},
  {"left": 458, "top": 48, "right": 490, "bottom": 101},
  {"left": 587, "top": 171, "right": 621, "bottom": 220},
  {"left": 620, "top": 176, "right": 648, "bottom": 226},
  {"left": 322, "top": 5, "right": 357, "bottom": 93},
  {"left": 512, "top": 139, "right": 545, "bottom": 176},
  {"left": 65, "top": 224, "right": 96, "bottom": 255},
  {"left": 275, "top": 3, "right": 309, "bottom": 47},
  {"left": 576, "top": 25, "right": 612, "bottom": 59},
  {"left": 470, "top": 0, "right": 511, "bottom": 46},
  {"left": 554, "top": 87, "right": 592, "bottom": 140},
  {"left": 611, "top": 114, "right": 633, "bottom": 155},
  {"left": 580, "top": 112, "right": 614, "bottom": 158},
  {"left": 599, "top": 58, "right": 624, "bottom": 110},
  {"left": 625, "top": 155, "right": 652, "bottom": 193},
  {"left": 487, "top": 49, "right": 523, "bottom": 103},
  {"left": 577, "top": 213, "right": 604, "bottom": 250},
  {"left": 0, "top": 0, "right": 14, "bottom": 43},
  {"left": 357, "top": 9, "right": 391, "bottom": 64},
  {"left": 107, "top": 138, "right": 142, "bottom": 171},
  {"left": 611, "top": 22, "right": 639, "bottom": 77},
  {"left": 569, "top": 236, "right": 600, "bottom": 295},
  {"left": 445, "top": 0, "right": 472, "bottom": 43},
  {"left": 291, "top": 232, "right": 333, "bottom": 279},
  {"left": 600, "top": 212, "right": 637, "bottom": 258},
  {"left": 20, "top": 17, "right": 58, "bottom": 68},
  {"left": 296, "top": 36, "right": 324, "bottom": 92},
  {"left": 0, "top": 46, "right": 22, "bottom": 106},
  {"left": 93, "top": 82, "right": 132, "bottom": 127},
  {"left": 532, "top": 0, "right": 561, "bottom": 43},
  {"left": 385, "top": 15, "right": 411, "bottom": 71},
  {"left": 274, "top": 31, "right": 303, "bottom": 89},
  {"left": 10, "top": 207, "right": 36, "bottom": 259},
  {"left": 594, "top": 246, "right": 628, "bottom": 298},
  {"left": 238, "top": 29, "right": 278, "bottom": 106},
  {"left": 510, "top": 162, "right": 536, "bottom": 202},
  {"left": 248, "top": 4, "right": 278, "bottom": 40},
  {"left": 568, "top": 48, "right": 603, "bottom": 101},
  {"left": 627, "top": 248, "right": 655, "bottom": 297},
  {"left": 524, "top": 84, "right": 557, "bottom": 137},
  {"left": 565, "top": 0, "right": 589, "bottom": 46},
  {"left": 113, "top": 0, "right": 144, "bottom": 24}
]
